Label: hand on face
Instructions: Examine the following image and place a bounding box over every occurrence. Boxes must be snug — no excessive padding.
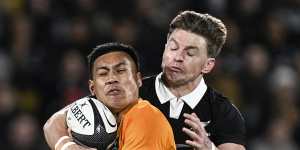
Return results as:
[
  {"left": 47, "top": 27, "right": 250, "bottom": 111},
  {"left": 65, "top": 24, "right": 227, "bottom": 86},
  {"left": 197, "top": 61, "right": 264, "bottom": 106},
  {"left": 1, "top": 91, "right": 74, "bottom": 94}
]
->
[{"left": 182, "top": 113, "right": 214, "bottom": 150}]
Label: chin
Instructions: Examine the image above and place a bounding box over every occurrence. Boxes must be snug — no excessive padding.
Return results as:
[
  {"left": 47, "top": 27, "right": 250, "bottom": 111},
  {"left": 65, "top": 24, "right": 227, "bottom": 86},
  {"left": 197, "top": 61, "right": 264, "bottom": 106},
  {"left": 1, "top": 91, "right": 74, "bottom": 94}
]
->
[
  {"left": 109, "top": 103, "right": 126, "bottom": 113},
  {"left": 168, "top": 78, "right": 187, "bottom": 86},
  {"left": 165, "top": 73, "right": 184, "bottom": 82}
]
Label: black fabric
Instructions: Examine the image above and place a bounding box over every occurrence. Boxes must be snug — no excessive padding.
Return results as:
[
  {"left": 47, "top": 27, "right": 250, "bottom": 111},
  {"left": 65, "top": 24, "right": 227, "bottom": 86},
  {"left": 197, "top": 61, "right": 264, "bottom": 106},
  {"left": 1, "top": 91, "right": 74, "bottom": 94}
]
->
[{"left": 140, "top": 75, "right": 246, "bottom": 148}]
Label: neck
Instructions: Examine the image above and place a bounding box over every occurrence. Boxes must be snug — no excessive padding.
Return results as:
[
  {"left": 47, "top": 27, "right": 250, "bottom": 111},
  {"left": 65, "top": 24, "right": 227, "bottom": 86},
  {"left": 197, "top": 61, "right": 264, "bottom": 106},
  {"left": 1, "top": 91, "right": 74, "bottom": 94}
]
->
[
  {"left": 163, "top": 74, "right": 203, "bottom": 98},
  {"left": 116, "top": 99, "right": 139, "bottom": 123}
]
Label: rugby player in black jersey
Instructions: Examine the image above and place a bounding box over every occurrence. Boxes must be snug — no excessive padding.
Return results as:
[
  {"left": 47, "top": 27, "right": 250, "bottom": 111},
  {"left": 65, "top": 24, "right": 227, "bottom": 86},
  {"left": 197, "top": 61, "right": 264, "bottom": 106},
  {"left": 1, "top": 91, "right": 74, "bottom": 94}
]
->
[{"left": 139, "top": 11, "right": 245, "bottom": 150}]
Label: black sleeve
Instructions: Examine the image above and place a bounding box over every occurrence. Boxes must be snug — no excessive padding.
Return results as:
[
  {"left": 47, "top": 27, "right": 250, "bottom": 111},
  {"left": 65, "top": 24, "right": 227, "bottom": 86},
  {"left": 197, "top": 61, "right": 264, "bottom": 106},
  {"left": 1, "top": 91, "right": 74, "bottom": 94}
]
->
[{"left": 211, "top": 97, "right": 246, "bottom": 146}]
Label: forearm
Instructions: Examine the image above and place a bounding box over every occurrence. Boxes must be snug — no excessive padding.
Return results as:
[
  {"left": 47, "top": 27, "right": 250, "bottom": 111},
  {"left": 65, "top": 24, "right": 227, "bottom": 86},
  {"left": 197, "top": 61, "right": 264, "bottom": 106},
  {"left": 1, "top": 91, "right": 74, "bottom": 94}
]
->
[
  {"left": 217, "top": 143, "right": 245, "bottom": 150},
  {"left": 53, "top": 136, "right": 97, "bottom": 150},
  {"left": 43, "top": 106, "right": 70, "bottom": 150}
]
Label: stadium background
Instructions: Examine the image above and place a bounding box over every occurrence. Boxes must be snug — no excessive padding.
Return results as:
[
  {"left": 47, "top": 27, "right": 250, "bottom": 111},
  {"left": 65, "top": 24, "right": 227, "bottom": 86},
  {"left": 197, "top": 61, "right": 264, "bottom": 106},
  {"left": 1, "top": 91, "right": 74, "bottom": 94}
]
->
[{"left": 0, "top": 0, "right": 299, "bottom": 149}]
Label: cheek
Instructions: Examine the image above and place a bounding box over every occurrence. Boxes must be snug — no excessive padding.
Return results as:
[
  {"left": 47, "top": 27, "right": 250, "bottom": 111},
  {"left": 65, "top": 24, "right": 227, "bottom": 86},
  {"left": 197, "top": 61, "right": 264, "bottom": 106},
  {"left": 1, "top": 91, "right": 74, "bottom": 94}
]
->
[
  {"left": 162, "top": 52, "right": 172, "bottom": 65},
  {"left": 186, "top": 60, "right": 205, "bottom": 73},
  {"left": 123, "top": 76, "right": 138, "bottom": 88},
  {"left": 94, "top": 80, "right": 105, "bottom": 93},
  {"left": 122, "top": 76, "right": 139, "bottom": 94}
]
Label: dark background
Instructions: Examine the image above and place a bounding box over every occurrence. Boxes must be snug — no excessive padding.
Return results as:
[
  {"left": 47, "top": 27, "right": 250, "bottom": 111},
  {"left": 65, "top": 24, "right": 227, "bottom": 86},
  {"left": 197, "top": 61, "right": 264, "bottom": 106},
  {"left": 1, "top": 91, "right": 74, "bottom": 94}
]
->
[{"left": 0, "top": 0, "right": 299, "bottom": 149}]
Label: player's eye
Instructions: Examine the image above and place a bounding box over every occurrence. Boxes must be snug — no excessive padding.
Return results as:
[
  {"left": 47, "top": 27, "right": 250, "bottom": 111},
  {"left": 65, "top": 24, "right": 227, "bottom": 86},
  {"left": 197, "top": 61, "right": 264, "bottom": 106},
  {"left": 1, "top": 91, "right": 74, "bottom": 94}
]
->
[
  {"left": 97, "top": 71, "right": 108, "bottom": 76},
  {"left": 186, "top": 48, "right": 198, "bottom": 57},
  {"left": 117, "top": 68, "right": 126, "bottom": 73},
  {"left": 167, "top": 40, "right": 178, "bottom": 51},
  {"left": 187, "top": 50, "right": 196, "bottom": 57}
]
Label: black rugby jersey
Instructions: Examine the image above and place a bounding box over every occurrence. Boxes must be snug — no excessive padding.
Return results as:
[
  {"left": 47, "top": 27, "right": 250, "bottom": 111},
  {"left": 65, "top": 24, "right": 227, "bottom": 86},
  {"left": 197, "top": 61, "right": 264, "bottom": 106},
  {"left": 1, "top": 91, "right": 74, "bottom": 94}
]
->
[{"left": 140, "top": 75, "right": 246, "bottom": 148}]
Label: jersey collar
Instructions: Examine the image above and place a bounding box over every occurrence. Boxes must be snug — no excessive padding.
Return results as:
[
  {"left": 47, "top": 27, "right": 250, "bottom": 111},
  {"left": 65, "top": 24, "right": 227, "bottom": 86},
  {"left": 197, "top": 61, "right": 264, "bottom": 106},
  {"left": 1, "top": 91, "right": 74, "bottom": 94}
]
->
[{"left": 155, "top": 72, "right": 207, "bottom": 109}]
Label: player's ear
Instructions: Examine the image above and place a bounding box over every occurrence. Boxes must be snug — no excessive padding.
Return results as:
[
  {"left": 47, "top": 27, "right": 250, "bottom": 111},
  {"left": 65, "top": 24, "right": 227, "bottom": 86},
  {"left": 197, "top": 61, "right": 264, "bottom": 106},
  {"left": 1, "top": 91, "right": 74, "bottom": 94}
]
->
[
  {"left": 201, "top": 58, "right": 215, "bottom": 74},
  {"left": 89, "top": 80, "right": 95, "bottom": 96},
  {"left": 136, "top": 72, "right": 142, "bottom": 88}
]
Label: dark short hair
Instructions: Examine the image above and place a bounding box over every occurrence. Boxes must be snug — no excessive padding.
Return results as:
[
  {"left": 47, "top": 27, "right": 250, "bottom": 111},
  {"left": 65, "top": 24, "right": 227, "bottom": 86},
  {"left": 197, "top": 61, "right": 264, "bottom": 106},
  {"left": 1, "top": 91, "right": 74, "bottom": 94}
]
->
[
  {"left": 168, "top": 11, "right": 227, "bottom": 58},
  {"left": 87, "top": 42, "right": 140, "bottom": 79}
]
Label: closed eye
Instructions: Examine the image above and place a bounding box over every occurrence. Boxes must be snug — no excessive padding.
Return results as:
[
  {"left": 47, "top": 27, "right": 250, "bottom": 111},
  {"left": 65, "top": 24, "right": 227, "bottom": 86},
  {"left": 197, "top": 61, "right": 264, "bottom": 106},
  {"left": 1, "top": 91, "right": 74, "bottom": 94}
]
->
[
  {"left": 167, "top": 39, "right": 179, "bottom": 51},
  {"left": 117, "top": 68, "right": 127, "bottom": 73},
  {"left": 95, "top": 68, "right": 108, "bottom": 77},
  {"left": 185, "top": 47, "right": 198, "bottom": 57},
  {"left": 97, "top": 71, "right": 108, "bottom": 76},
  {"left": 187, "top": 50, "right": 196, "bottom": 56}
]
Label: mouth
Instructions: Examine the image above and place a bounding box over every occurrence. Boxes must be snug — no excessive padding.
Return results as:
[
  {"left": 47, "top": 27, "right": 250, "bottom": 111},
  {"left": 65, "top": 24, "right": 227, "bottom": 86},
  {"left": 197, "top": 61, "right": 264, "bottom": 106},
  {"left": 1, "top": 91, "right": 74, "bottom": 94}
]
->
[
  {"left": 169, "top": 66, "right": 183, "bottom": 72},
  {"left": 106, "top": 87, "right": 122, "bottom": 96}
]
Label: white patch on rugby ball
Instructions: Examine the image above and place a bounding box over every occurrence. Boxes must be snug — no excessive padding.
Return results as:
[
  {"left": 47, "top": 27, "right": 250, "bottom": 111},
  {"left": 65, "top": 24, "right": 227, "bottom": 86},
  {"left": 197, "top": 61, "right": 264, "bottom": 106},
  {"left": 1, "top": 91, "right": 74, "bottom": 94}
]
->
[
  {"left": 91, "top": 98, "right": 117, "bottom": 133},
  {"left": 66, "top": 97, "right": 95, "bottom": 135}
]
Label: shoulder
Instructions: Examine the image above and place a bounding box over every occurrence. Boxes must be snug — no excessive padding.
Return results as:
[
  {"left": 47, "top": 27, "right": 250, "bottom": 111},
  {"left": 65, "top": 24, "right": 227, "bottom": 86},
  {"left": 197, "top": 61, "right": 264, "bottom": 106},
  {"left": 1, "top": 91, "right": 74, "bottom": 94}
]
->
[
  {"left": 142, "top": 75, "right": 157, "bottom": 81},
  {"left": 123, "top": 99, "right": 170, "bottom": 129},
  {"left": 119, "top": 99, "right": 175, "bottom": 149},
  {"left": 140, "top": 75, "right": 157, "bottom": 100},
  {"left": 208, "top": 87, "right": 240, "bottom": 114},
  {"left": 141, "top": 75, "right": 156, "bottom": 87},
  {"left": 127, "top": 99, "right": 163, "bottom": 119},
  {"left": 207, "top": 87, "right": 246, "bottom": 146},
  {"left": 121, "top": 99, "right": 172, "bottom": 134},
  {"left": 207, "top": 87, "right": 244, "bottom": 122}
]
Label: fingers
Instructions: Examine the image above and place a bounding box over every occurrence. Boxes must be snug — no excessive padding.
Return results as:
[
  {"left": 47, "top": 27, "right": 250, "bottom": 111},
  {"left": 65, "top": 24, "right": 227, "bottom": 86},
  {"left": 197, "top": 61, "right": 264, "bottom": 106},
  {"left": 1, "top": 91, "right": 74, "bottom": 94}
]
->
[
  {"left": 183, "top": 113, "right": 212, "bottom": 149},
  {"left": 183, "top": 113, "right": 201, "bottom": 123},
  {"left": 182, "top": 127, "right": 202, "bottom": 142},
  {"left": 68, "top": 144, "right": 97, "bottom": 150},
  {"left": 68, "top": 128, "right": 72, "bottom": 137},
  {"left": 183, "top": 113, "right": 207, "bottom": 136},
  {"left": 185, "top": 140, "right": 202, "bottom": 148},
  {"left": 184, "top": 118, "right": 201, "bottom": 136}
]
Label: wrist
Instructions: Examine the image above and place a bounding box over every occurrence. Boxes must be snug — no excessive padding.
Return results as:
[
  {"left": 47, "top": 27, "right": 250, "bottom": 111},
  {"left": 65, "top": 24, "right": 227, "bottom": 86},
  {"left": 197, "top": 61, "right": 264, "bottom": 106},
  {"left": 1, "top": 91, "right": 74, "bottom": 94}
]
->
[
  {"left": 60, "top": 142, "right": 76, "bottom": 150},
  {"left": 55, "top": 136, "right": 72, "bottom": 150}
]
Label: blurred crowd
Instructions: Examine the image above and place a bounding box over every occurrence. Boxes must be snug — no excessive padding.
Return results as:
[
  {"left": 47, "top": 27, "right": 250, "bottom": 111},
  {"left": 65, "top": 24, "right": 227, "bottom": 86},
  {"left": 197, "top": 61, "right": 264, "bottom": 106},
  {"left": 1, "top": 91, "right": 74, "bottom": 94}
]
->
[{"left": 0, "top": 0, "right": 299, "bottom": 149}]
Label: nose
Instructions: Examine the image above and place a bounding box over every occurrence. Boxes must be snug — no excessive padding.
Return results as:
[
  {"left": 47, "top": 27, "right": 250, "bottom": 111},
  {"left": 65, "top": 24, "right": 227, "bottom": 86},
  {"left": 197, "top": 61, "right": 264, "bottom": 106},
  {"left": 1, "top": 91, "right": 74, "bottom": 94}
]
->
[
  {"left": 174, "top": 51, "right": 184, "bottom": 62},
  {"left": 106, "top": 79, "right": 118, "bottom": 85},
  {"left": 105, "top": 73, "right": 119, "bottom": 85}
]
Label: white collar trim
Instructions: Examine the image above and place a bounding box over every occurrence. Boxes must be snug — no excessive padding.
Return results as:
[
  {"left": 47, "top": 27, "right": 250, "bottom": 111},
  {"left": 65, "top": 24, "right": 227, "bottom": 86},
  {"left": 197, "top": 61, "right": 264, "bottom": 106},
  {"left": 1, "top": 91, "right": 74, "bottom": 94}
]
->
[
  {"left": 155, "top": 72, "right": 176, "bottom": 104},
  {"left": 155, "top": 72, "right": 207, "bottom": 109}
]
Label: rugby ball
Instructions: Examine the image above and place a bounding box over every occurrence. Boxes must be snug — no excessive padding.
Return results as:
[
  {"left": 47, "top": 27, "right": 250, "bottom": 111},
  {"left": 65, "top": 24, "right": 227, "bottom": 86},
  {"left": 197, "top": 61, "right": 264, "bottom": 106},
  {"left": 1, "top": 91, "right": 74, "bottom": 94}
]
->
[{"left": 66, "top": 96, "right": 117, "bottom": 149}]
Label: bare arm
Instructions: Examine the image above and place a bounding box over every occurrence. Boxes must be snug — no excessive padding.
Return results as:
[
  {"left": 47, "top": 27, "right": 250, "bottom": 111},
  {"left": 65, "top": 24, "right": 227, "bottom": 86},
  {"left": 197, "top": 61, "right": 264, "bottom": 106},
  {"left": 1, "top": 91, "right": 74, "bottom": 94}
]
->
[
  {"left": 43, "top": 105, "right": 97, "bottom": 150},
  {"left": 43, "top": 106, "right": 70, "bottom": 150},
  {"left": 217, "top": 143, "right": 245, "bottom": 150}
]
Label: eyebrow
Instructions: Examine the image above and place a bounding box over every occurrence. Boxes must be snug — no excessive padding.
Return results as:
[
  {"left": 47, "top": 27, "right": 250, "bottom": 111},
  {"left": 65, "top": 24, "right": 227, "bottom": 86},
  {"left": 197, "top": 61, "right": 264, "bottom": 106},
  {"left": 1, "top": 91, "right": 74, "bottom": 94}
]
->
[
  {"left": 169, "top": 37, "right": 199, "bottom": 51},
  {"left": 169, "top": 38, "right": 178, "bottom": 45},
  {"left": 95, "top": 61, "right": 127, "bottom": 71},
  {"left": 184, "top": 46, "right": 199, "bottom": 51},
  {"left": 95, "top": 66, "right": 109, "bottom": 72},
  {"left": 114, "top": 61, "right": 127, "bottom": 68}
]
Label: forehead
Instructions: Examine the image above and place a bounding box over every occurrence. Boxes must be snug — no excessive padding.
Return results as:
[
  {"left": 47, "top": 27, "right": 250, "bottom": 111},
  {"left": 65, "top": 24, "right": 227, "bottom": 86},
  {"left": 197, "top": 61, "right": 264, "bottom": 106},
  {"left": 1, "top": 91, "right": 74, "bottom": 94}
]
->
[
  {"left": 168, "top": 29, "right": 207, "bottom": 49},
  {"left": 93, "top": 51, "right": 135, "bottom": 67}
]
